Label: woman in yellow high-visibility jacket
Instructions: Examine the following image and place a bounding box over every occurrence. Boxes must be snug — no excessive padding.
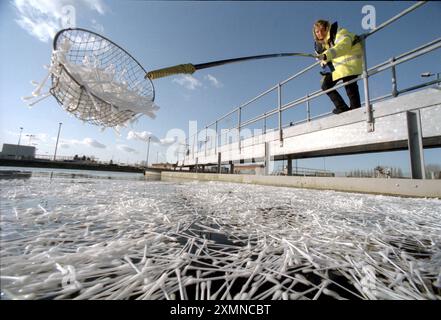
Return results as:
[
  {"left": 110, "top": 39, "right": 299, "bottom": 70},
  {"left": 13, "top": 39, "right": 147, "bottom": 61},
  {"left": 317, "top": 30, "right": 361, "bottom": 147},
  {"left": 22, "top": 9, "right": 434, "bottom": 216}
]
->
[{"left": 313, "top": 20, "right": 363, "bottom": 114}]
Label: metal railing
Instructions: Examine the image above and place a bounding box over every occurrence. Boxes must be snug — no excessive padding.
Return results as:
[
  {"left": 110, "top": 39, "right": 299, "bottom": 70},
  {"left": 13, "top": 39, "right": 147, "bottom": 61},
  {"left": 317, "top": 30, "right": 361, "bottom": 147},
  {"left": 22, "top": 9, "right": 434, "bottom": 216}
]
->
[{"left": 180, "top": 1, "right": 441, "bottom": 164}]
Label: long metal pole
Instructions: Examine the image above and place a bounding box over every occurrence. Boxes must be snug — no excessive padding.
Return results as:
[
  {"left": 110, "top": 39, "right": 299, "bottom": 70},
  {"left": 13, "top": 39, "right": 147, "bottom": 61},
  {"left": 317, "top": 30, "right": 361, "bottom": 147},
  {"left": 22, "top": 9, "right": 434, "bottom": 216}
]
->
[
  {"left": 215, "top": 120, "right": 218, "bottom": 154},
  {"left": 17, "top": 127, "right": 23, "bottom": 145},
  {"left": 27, "top": 134, "right": 35, "bottom": 145},
  {"left": 146, "top": 136, "right": 151, "bottom": 167},
  {"left": 238, "top": 107, "right": 241, "bottom": 151},
  {"left": 205, "top": 126, "right": 208, "bottom": 156},
  {"left": 53, "top": 123, "right": 62, "bottom": 161}
]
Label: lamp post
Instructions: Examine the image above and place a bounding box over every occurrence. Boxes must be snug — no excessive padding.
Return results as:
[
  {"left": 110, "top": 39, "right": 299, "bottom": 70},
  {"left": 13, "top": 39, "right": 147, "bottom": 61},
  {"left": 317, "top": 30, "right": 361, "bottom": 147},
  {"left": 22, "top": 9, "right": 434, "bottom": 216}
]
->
[
  {"left": 145, "top": 136, "right": 152, "bottom": 167},
  {"left": 26, "top": 134, "right": 35, "bottom": 145},
  {"left": 17, "top": 127, "right": 23, "bottom": 145},
  {"left": 53, "top": 122, "right": 62, "bottom": 161}
]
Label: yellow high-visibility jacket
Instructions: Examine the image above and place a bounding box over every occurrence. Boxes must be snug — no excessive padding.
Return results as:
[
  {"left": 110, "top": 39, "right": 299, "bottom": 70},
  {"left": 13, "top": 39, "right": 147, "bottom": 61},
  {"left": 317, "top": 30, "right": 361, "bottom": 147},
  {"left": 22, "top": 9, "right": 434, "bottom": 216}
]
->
[{"left": 318, "top": 25, "right": 363, "bottom": 81}]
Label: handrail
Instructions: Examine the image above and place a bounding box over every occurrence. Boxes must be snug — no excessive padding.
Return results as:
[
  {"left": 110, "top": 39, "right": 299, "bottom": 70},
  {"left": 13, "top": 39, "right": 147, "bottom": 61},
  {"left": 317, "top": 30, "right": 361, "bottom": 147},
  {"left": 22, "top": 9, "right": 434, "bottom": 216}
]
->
[
  {"left": 369, "top": 36, "right": 441, "bottom": 72},
  {"left": 184, "top": 38, "right": 440, "bottom": 159},
  {"left": 181, "top": 2, "right": 440, "bottom": 163},
  {"left": 362, "top": 1, "right": 427, "bottom": 38}
]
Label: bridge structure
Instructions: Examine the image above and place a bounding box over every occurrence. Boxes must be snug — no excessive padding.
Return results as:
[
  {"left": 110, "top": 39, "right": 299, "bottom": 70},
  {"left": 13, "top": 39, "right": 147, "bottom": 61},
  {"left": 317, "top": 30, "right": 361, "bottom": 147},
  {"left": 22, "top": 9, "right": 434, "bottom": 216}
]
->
[{"left": 176, "top": 2, "right": 441, "bottom": 180}]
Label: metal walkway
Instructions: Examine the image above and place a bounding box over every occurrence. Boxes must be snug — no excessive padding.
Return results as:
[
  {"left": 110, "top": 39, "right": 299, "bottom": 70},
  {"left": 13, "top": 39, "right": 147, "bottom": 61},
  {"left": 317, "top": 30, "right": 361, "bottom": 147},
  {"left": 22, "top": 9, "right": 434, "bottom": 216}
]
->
[
  {"left": 179, "top": 87, "right": 441, "bottom": 176},
  {"left": 177, "top": 2, "right": 441, "bottom": 179}
]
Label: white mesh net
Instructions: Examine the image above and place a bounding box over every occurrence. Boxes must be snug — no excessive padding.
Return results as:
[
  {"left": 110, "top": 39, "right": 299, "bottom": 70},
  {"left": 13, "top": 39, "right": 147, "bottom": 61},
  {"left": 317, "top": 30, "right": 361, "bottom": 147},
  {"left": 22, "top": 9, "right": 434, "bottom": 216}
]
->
[{"left": 23, "top": 28, "right": 158, "bottom": 129}]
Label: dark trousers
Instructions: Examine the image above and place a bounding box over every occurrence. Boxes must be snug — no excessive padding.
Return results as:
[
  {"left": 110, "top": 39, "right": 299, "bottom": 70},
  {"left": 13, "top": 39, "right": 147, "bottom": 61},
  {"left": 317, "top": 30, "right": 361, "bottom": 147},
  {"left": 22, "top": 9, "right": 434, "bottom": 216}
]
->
[{"left": 321, "top": 74, "right": 361, "bottom": 111}]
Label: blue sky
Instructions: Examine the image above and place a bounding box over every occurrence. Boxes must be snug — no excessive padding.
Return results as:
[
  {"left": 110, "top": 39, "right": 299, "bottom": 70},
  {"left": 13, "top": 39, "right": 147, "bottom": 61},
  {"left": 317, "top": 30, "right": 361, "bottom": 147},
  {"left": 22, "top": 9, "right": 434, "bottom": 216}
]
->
[{"left": 0, "top": 1, "right": 440, "bottom": 174}]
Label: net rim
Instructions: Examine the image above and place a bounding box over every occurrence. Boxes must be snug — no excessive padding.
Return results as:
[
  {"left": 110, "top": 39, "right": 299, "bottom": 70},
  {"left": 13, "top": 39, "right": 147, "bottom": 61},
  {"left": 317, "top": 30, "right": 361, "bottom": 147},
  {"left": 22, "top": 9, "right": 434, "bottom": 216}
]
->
[{"left": 52, "top": 27, "right": 155, "bottom": 102}]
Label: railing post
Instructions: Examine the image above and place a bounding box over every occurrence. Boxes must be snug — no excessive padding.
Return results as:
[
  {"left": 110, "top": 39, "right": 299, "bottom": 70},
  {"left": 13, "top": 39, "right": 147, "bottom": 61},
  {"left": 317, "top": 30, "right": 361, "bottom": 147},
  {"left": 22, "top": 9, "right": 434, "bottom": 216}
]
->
[
  {"left": 238, "top": 107, "right": 242, "bottom": 151},
  {"left": 263, "top": 112, "right": 267, "bottom": 134},
  {"left": 205, "top": 126, "right": 208, "bottom": 157},
  {"left": 264, "top": 142, "right": 270, "bottom": 176},
  {"left": 278, "top": 83, "right": 283, "bottom": 145},
  {"left": 306, "top": 93, "right": 311, "bottom": 122},
  {"left": 361, "top": 36, "right": 374, "bottom": 132},
  {"left": 215, "top": 120, "right": 218, "bottom": 154},
  {"left": 391, "top": 57, "right": 398, "bottom": 97}
]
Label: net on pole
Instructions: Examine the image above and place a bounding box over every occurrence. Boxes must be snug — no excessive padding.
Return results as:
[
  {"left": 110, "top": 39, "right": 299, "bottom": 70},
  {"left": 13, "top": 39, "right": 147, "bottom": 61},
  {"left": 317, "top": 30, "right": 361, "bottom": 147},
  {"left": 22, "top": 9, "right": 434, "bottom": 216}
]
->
[{"left": 25, "top": 28, "right": 158, "bottom": 128}]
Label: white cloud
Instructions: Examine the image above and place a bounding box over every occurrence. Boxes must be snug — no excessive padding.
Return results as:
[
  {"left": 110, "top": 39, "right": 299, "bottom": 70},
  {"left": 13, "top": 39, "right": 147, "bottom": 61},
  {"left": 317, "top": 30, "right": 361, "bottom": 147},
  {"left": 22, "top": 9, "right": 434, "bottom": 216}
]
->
[
  {"left": 60, "top": 143, "right": 70, "bottom": 149},
  {"left": 127, "top": 130, "right": 160, "bottom": 143},
  {"left": 205, "top": 74, "right": 223, "bottom": 88},
  {"left": 32, "top": 133, "right": 49, "bottom": 142},
  {"left": 83, "top": 138, "right": 106, "bottom": 149},
  {"left": 13, "top": 0, "right": 107, "bottom": 43},
  {"left": 58, "top": 137, "right": 106, "bottom": 149},
  {"left": 82, "top": 0, "right": 106, "bottom": 15},
  {"left": 127, "top": 130, "right": 177, "bottom": 146},
  {"left": 172, "top": 75, "right": 202, "bottom": 90},
  {"left": 117, "top": 145, "right": 138, "bottom": 154}
]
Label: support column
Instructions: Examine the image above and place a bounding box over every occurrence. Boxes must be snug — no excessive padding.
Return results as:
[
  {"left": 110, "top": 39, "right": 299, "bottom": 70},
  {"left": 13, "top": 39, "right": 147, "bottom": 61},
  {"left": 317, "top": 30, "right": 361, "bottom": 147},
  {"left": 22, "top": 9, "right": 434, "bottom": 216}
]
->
[
  {"left": 407, "top": 110, "right": 426, "bottom": 179},
  {"left": 217, "top": 152, "right": 221, "bottom": 174},
  {"left": 287, "top": 156, "right": 292, "bottom": 176},
  {"left": 195, "top": 157, "right": 199, "bottom": 173},
  {"left": 229, "top": 161, "right": 234, "bottom": 174}
]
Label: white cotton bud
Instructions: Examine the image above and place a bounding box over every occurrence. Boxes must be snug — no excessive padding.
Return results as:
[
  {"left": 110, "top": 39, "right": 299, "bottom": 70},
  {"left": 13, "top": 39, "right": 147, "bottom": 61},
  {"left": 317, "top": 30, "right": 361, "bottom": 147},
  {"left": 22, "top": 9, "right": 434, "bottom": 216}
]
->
[
  {"left": 272, "top": 290, "right": 282, "bottom": 300},
  {"left": 184, "top": 276, "right": 195, "bottom": 286}
]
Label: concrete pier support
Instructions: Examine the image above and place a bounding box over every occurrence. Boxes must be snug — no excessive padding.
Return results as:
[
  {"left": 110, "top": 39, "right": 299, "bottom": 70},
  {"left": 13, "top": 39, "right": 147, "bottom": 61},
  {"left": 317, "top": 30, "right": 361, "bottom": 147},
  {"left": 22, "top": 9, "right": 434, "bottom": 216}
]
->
[
  {"left": 217, "top": 152, "right": 221, "bottom": 174},
  {"left": 407, "top": 110, "right": 426, "bottom": 179},
  {"left": 287, "top": 156, "right": 292, "bottom": 176}
]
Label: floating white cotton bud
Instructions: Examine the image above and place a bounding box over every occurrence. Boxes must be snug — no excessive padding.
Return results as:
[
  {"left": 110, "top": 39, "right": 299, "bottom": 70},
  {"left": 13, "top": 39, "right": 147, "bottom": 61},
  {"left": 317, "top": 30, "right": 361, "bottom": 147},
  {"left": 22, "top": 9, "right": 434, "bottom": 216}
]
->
[{"left": 184, "top": 276, "right": 195, "bottom": 286}]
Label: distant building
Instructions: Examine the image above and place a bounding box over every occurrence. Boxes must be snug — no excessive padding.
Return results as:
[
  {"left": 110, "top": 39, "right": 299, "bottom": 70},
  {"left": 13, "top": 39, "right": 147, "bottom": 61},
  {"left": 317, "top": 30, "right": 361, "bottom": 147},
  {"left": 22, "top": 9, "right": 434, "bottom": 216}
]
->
[{"left": 0, "top": 144, "right": 36, "bottom": 159}]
